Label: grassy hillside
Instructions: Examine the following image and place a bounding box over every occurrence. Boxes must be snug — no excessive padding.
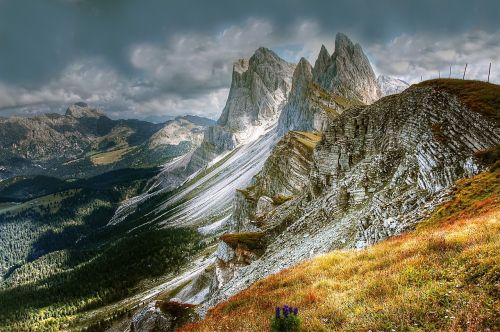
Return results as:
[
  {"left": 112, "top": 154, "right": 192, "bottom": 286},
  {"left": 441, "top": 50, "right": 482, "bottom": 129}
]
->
[
  {"left": 417, "top": 79, "right": 500, "bottom": 125},
  {"left": 182, "top": 167, "right": 499, "bottom": 331}
]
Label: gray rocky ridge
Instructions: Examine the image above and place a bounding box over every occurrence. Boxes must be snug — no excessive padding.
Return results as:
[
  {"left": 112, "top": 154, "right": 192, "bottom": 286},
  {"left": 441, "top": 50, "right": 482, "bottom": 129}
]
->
[
  {"left": 203, "top": 84, "right": 499, "bottom": 314},
  {"left": 278, "top": 33, "right": 379, "bottom": 134}
]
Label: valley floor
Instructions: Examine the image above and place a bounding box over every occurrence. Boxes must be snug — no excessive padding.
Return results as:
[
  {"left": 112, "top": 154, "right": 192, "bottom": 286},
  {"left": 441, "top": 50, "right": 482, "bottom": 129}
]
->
[{"left": 181, "top": 168, "right": 500, "bottom": 331}]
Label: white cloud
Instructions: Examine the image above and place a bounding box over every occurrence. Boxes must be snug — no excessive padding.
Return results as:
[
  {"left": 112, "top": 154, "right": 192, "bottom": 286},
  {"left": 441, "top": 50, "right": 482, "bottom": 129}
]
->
[
  {"left": 0, "top": 22, "right": 498, "bottom": 121},
  {"left": 368, "top": 30, "right": 500, "bottom": 83},
  {"left": 129, "top": 19, "right": 275, "bottom": 93}
]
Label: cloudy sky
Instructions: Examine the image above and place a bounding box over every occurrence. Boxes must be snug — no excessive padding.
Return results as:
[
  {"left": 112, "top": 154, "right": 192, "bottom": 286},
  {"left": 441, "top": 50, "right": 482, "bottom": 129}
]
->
[{"left": 0, "top": 0, "right": 499, "bottom": 122}]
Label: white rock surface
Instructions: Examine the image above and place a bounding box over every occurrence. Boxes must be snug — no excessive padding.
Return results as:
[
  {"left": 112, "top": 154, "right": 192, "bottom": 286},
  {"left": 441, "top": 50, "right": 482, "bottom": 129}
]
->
[{"left": 377, "top": 75, "right": 410, "bottom": 96}]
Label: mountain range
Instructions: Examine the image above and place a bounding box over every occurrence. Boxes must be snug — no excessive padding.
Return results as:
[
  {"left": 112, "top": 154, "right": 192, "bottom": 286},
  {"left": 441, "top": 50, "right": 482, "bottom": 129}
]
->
[
  {"left": 0, "top": 33, "right": 497, "bottom": 332},
  {"left": 0, "top": 102, "right": 214, "bottom": 181}
]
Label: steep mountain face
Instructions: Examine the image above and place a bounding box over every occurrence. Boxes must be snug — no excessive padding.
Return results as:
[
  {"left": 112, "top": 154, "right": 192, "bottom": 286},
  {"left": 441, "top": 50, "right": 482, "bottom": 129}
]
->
[
  {"left": 204, "top": 81, "right": 499, "bottom": 313},
  {"left": 231, "top": 131, "right": 321, "bottom": 233},
  {"left": 184, "top": 167, "right": 500, "bottom": 332},
  {"left": 216, "top": 48, "right": 295, "bottom": 141},
  {"left": 108, "top": 48, "right": 295, "bottom": 230},
  {"left": 0, "top": 104, "right": 213, "bottom": 180},
  {"left": 315, "top": 33, "right": 381, "bottom": 104},
  {"left": 278, "top": 34, "right": 377, "bottom": 134},
  {"left": 186, "top": 49, "right": 295, "bottom": 175},
  {"left": 377, "top": 75, "right": 410, "bottom": 96}
]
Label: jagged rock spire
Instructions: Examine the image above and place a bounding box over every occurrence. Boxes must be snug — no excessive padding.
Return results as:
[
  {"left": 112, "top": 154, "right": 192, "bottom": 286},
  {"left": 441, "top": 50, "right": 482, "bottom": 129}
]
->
[
  {"left": 216, "top": 47, "right": 295, "bottom": 131},
  {"left": 315, "top": 33, "right": 381, "bottom": 104},
  {"left": 291, "top": 57, "right": 313, "bottom": 97},
  {"left": 187, "top": 47, "right": 295, "bottom": 174},
  {"left": 313, "top": 45, "right": 331, "bottom": 79}
]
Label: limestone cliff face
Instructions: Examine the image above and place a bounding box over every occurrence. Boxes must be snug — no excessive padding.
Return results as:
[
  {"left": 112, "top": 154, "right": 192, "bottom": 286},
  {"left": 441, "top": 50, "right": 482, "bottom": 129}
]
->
[
  {"left": 212, "top": 131, "right": 321, "bottom": 290},
  {"left": 211, "top": 48, "right": 294, "bottom": 149},
  {"left": 204, "top": 83, "right": 500, "bottom": 313},
  {"left": 217, "top": 49, "right": 295, "bottom": 133},
  {"left": 252, "top": 131, "right": 321, "bottom": 199}
]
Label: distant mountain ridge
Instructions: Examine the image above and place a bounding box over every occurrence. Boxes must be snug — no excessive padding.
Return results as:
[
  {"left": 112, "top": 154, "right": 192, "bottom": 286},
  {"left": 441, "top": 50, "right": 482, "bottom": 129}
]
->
[
  {"left": 0, "top": 103, "right": 214, "bottom": 180},
  {"left": 377, "top": 74, "right": 410, "bottom": 96}
]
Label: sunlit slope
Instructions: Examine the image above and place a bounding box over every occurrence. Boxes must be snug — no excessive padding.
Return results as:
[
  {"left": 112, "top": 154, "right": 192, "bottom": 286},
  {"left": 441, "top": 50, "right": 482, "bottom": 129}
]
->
[{"left": 183, "top": 168, "right": 499, "bottom": 331}]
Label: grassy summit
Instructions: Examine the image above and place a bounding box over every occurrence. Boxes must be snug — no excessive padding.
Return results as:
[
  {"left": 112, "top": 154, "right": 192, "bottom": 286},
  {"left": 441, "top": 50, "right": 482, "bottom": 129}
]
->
[
  {"left": 182, "top": 167, "right": 500, "bottom": 331},
  {"left": 417, "top": 79, "right": 500, "bottom": 126}
]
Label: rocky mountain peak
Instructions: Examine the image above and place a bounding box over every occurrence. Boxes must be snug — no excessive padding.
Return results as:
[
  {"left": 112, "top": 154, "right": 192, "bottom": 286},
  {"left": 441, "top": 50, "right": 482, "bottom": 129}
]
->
[
  {"left": 278, "top": 34, "right": 381, "bottom": 134},
  {"left": 313, "top": 44, "right": 331, "bottom": 78},
  {"left": 186, "top": 47, "right": 295, "bottom": 174},
  {"left": 334, "top": 32, "right": 354, "bottom": 53},
  {"left": 314, "top": 33, "right": 381, "bottom": 104},
  {"left": 65, "top": 102, "right": 105, "bottom": 119},
  {"left": 291, "top": 57, "right": 313, "bottom": 96},
  {"left": 250, "top": 47, "right": 280, "bottom": 62}
]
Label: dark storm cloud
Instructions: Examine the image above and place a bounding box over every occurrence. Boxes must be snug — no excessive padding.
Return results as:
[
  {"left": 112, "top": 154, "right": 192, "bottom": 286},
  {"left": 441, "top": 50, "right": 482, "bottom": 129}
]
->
[{"left": 1, "top": 0, "right": 499, "bottom": 120}]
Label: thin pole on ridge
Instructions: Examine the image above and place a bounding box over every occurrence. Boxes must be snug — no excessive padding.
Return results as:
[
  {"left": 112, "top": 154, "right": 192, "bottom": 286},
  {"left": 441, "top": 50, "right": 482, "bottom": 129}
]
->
[
  {"left": 488, "top": 62, "right": 491, "bottom": 82},
  {"left": 463, "top": 63, "right": 467, "bottom": 80}
]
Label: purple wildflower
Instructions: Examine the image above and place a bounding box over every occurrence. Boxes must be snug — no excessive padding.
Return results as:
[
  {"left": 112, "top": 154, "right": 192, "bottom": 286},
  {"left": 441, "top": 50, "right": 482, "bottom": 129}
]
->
[
  {"left": 283, "top": 305, "right": 289, "bottom": 317},
  {"left": 275, "top": 307, "right": 280, "bottom": 319},
  {"left": 293, "top": 307, "right": 299, "bottom": 316}
]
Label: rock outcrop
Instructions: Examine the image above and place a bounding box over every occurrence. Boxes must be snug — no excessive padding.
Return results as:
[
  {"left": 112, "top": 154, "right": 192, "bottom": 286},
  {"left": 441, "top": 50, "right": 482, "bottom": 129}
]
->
[
  {"left": 187, "top": 48, "right": 295, "bottom": 174},
  {"left": 204, "top": 82, "right": 500, "bottom": 314},
  {"left": 278, "top": 33, "right": 378, "bottom": 134}
]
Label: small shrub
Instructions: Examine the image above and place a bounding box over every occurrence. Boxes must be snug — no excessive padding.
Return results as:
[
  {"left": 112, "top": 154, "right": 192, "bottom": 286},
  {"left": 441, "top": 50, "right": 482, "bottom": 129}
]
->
[{"left": 271, "top": 305, "right": 301, "bottom": 332}]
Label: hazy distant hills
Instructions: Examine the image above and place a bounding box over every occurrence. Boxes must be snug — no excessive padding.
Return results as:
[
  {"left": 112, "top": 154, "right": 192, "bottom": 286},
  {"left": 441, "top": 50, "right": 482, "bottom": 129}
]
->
[{"left": 0, "top": 102, "right": 214, "bottom": 180}]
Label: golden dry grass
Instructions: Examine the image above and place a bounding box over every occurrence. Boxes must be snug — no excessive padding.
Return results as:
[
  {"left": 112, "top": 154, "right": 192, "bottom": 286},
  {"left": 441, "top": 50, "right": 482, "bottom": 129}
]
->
[
  {"left": 292, "top": 131, "right": 322, "bottom": 151},
  {"left": 417, "top": 79, "right": 500, "bottom": 126},
  {"left": 181, "top": 169, "right": 500, "bottom": 332}
]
